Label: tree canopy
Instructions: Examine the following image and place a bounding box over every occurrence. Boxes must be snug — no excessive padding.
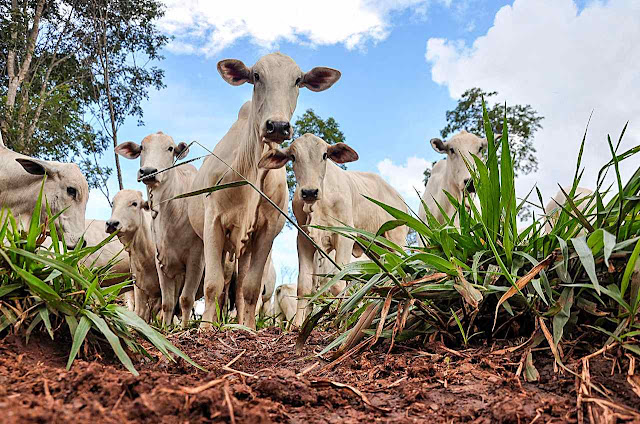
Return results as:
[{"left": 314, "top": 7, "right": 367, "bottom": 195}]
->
[{"left": 0, "top": 0, "right": 167, "bottom": 197}]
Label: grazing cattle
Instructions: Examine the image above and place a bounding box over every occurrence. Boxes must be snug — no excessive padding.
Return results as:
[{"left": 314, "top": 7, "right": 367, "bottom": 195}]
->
[
  {"left": 274, "top": 283, "right": 297, "bottom": 323},
  {"left": 116, "top": 132, "right": 204, "bottom": 327},
  {"left": 259, "top": 134, "right": 408, "bottom": 326},
  {"left": 188, "top": 53, "right": 341, "bottom": 330},
  {"left": 544, "top": 187, "right": 594, "bottom": 233},
  {"left": 0, "top": 139, "right": 88, "bottom": 248},
  {"left": 106, "top": 190, "right": 160, "bottom": 322},
  {"left": 418, "top": 131, "right": 487, "bottom": 229}
]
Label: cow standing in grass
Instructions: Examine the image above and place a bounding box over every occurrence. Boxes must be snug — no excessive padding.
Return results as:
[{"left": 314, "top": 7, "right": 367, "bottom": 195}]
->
[
  {"left": 188, "top": 53, "right": 341, "bottom": 330},
  {"left": 116, "top": 133, "right": 203, "bottom": 327},
  {"left": 1, "top": 133, "right": 89, "bottom": 249},
  {"left": 259, "top": 134, "right": 408, "bottom": 326},
  {"left": 106, "top": 190, "right": 160, "bottom": 322},
  {"left": 418, "top": 131, "right": 487, "bottom": 233}
]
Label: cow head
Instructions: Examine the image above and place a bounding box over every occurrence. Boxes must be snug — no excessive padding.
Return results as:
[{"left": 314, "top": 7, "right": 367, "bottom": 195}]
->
[
  {"left": 258, "top": 134, "right": 358, "bottom": 203},
  {"left": 430, "top": 130, "right": 487, "bottom": 193},
  {"left": 106, "top": 190, "right": 149, "bottom": 236},
  {"left": 16, "top": 158, "right": 89, "bottom": 249},
  {"left": 115, "top": 132, "right": 189, "bottom": 187},
  {"left": 217, "top": 53, "right": 341, "bottom": 144}
]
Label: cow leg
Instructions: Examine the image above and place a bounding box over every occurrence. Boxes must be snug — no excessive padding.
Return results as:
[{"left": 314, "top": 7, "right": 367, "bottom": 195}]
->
[
  {"left": 179, "top": 242, "right": 205, "bottom": 328},
  {"left": 134, "top": 286, "right": 150, "bottom": 322},
  {"left": 240, "top": 237, "right": 274, "bottom": 330},
  {"left": 125, "top": 290, "right": 135, "bottom": 311},
  {"left": 157, "top": 267, "right": 178, "bottom": 327},
  {"left": 331, "top": 237, "right": 354, "bottom": 296},
  {"left": 293, "top": 233, "right": 316, "bottom": 327},
  {"left": 202, "top": 220, "right": 225, "bottom": 327},
  {"left": 235, "top": 252, "right": 251, "bottom": 325}
]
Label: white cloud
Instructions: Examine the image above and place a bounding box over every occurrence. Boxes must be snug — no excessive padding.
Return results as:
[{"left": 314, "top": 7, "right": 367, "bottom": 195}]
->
[
  {"left": 425, "top": 0, "right": 640, "bottom": 208},
  {"left": 160, "top": 0, "right": 449, "bottom": 56},
  {"left": 377, "top": 156, "right": 431, "bottom": 211}
]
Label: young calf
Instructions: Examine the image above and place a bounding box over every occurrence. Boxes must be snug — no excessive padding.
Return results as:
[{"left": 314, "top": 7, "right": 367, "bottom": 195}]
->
[
  {"left": 259, "top": 133, "right": 408, "bottom": 326},
  {"left": 106, "top": 190, "right": 160, "bottom": 322},
  {"left": 418, "top": 131, "right": 487, "bottom": 229}
]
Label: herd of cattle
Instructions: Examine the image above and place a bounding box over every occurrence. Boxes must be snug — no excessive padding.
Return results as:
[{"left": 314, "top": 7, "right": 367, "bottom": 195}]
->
[{"left": 0, "top": 52, "right": 591, "bottom": 330}]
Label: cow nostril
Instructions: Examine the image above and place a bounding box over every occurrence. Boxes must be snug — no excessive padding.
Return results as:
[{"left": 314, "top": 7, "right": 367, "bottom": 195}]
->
[{"left": 266, "top": 120, "right": 275, "bottom": 134}]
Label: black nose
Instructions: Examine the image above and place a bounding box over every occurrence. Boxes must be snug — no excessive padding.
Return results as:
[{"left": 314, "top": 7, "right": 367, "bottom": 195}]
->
[
  {"left": 464, "top": 179, "right": 476, "bottom": 193},
  {"left": 265, "top": 120, "right": 291, "bottom": 139},
  {"left": 301, "top": 189, "right": 319, "bottom": 201},
  {"left": 138, "top": 167, "right": 158, "bottom": 182},
  {"left": 105, "top": 220, "right": 119, "bottom": 234}
]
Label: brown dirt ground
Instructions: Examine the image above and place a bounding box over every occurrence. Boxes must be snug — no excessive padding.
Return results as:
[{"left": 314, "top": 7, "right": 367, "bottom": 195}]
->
[{"left": 0, "top": 328, "right": 638, "bottom": 424}]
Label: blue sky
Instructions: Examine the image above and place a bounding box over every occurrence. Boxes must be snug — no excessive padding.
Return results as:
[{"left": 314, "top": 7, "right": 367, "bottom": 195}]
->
[{"left": 87, "top": 0, "right": 640, "bottom": 284}]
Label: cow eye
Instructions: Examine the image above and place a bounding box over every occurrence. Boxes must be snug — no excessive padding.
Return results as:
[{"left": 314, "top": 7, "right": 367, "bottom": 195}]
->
[
  {"left": 168, "top": 146, "right": 174, "bottom": 152},
  {"left": 140, "top": 145, "right": 144, "bottom": 151},
  {"left": 295, "top": 76, "right": 302, "bottom": 86},
  {"left": 290, "top": 154, "right": 296, "bottom": 162},
  {"left": 67, "top": 187, "right": 77, "bottom": 199},
  {"left": 449, "top": 148, "right": 455, "bottom": 155},
  {"left": 132, "top": 202, "right": 138, "bottom": 207},
  {"left": 322, "top": 152, "right": 328, "bottom": 160},
  {"left": 254, "top": 72, "right": 260, "bottom": 82}
]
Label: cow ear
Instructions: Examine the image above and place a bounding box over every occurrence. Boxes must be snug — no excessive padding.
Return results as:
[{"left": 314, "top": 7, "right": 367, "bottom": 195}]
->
[
  {"left": 16, "top": 158, "right": 57, "bottom": 177},
  {"left": 218, "top": 59, "right": 252, "bottom": 86},
  {"left": 327, "top": 143, "right": 359, "bottom": 164},
  {"left": 175, "top": 142, "right": 189, "bottom": 160},
  {"left": 258, "top": 148, "right": 290, "bottom": 169},
  {"left": 430, "top": 138, "right": 447, "bottom": 154},
  {"left": 115, "top": 141, "right": 142, "bottom": 159},
  {"left": 301, "top": 67, "right": 341, "bottom": 92}
]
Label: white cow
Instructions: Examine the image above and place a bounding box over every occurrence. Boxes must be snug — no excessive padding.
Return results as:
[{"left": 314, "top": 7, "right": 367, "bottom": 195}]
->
[
  {"left": 544, "top": 187, "right": 594, "bottom": 233},
  {"left": 188, "top": 53, "right": 341, "bottom": 330},
  {"left": 418, "top": 131, "right": 487, "bottom": 230},
  {"left": 259, "top": 134, "right": 408, "bottom": 326},
  {"left": 106, "top": 190, "right": 160, "bottom": 322},
  {"left": 116, "top": 132, "right": 204, "bottom": 327},
  {"left": 274, "top": 283, "right": 297, "bottom": 323},
  {"left": 1, "top": 139, "right": 89, "bottom": 248}
]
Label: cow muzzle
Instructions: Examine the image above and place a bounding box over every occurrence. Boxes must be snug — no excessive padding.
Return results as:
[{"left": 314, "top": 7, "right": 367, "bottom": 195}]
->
[
  {"left": 263, "top": 120, "right": 291, "bottom": 143},
  {"left": 105, "top": 220, "right": 120, "bottom": 234},
  {"left": 138, "top": 167, "right": 158, "bottom": 184},
  {"left": 301, "top": 188, "right": 319, "bottom": 202}
]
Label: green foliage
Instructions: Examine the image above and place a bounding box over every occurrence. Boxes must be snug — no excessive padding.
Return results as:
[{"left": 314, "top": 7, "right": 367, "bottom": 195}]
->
[
  {"left": 0, "top": 180, "right": 200, "bottom": 375},
  {"left": 300, "top": 103, "right": 640, "bottom": 363},
  {"left": 0, "top": 0, "right": 167, "bottom": 192}
]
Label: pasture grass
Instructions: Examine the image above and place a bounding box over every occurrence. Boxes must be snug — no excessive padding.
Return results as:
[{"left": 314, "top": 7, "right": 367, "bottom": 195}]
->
[
  {"left": 295, "top": 101, "right": 640, "bottom": 375},
  {"left": 0, "top": 181, "right": 201, "bottom": 375}
]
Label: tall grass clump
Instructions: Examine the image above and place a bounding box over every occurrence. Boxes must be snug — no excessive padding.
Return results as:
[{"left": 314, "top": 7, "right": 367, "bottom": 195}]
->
[
  {"left": 298, "top": 102, "right": 640, "bottom": 373},
  {"left": 0, "top": 180, "right": 201, "bottom": 375}
]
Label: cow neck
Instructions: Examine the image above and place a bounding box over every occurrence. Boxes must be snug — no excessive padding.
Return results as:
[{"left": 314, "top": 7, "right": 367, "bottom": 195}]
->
[
  {"left": 231, "top": 113, "right": 264, "bottom": 185},
  {"left": 146, "top": 167, "right": 184, "bottom": 219},
  {"left": 120, "top": 222, "right": 154, "bottom": 265}
]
